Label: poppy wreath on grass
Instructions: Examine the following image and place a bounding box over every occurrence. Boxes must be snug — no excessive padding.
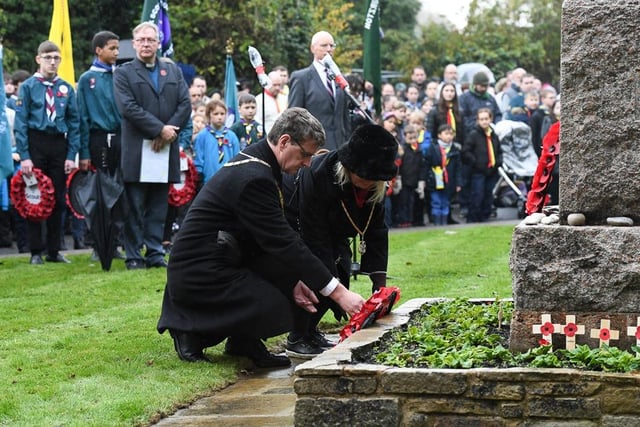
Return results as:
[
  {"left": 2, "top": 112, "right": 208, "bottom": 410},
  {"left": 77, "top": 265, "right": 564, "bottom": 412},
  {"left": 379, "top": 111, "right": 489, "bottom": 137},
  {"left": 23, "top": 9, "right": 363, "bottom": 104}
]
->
[
  {"left": 10, "top": 168, "right": 56, "bottom": 222},
  {"left": 168, "top": 152, "right": 198, "bottom": 207}
]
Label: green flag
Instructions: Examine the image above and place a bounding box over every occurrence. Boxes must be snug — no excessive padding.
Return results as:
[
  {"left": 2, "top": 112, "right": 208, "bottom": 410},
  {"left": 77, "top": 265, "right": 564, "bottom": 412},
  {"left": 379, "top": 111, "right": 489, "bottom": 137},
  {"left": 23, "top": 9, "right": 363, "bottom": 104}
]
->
[{"left": 363, "top": 0, "right": 381, "bottom": 116}]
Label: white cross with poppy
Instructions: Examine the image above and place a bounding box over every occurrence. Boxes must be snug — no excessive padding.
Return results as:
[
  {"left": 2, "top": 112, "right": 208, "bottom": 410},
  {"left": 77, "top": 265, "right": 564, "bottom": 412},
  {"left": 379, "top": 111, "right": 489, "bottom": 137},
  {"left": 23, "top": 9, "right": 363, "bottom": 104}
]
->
[
  {"left": 626, "top": 317, "right": 640, "bottom": 348},
  {"left": 561, "top": 315, "right": 585, "bottom": 350},
  {"left": 590, "top": 319, "right": 619, "bottom": 347},
  {"left": 532, "top": 314, "right": 561, "bottom": 347}
]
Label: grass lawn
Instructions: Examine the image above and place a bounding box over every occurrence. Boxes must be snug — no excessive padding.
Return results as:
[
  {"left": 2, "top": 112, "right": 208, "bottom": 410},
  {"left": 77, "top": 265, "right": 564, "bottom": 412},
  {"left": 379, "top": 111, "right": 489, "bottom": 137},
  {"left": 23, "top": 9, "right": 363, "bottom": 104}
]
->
[{"left": 0, "top": 224, "right": 515, "bottom": 426}]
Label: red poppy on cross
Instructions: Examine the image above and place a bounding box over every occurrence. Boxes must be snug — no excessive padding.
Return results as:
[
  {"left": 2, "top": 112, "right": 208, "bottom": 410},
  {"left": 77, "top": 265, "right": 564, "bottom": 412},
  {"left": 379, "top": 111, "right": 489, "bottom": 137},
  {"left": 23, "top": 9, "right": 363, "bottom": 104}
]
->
[
  {"left": 562, "top": 315, "right": 585, "bottom": 350},
  {"left": 532, "top": 314, "right": 561, "bottom": 349},
  {"left": 590, "top": 319, "right": 619, "bottom": 347}
]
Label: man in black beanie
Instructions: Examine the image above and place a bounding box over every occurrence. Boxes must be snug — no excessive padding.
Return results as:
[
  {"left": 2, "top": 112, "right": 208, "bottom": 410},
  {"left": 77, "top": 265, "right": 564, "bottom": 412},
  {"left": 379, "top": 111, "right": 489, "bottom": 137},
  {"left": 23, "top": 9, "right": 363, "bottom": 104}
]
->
[
  {"left": 283, "top": 124, "right": 399, "bottom": 357},
  {"left": 459, "top": 71, "right": 502, "bottom": 135}
]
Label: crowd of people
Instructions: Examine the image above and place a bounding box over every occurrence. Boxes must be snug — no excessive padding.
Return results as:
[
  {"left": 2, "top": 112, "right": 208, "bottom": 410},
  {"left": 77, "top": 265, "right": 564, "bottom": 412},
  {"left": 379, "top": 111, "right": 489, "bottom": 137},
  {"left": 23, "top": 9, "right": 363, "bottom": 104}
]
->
[{"left": 1, "top": 24, "right": 560, "bottom": 366}]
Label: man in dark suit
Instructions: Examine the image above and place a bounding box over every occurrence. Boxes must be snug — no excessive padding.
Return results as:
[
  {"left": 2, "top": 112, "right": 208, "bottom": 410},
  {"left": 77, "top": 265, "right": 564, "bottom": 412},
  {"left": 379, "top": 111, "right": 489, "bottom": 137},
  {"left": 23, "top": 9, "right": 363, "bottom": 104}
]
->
[
  {"left": 114, "top": 22, "right": 191, "bottom": 270},
  {"left": 288, "top": 31, "right": 351, "bottom": 151},
  {"left": 157, "top": 108, "right": 365, "bottom": 367}
]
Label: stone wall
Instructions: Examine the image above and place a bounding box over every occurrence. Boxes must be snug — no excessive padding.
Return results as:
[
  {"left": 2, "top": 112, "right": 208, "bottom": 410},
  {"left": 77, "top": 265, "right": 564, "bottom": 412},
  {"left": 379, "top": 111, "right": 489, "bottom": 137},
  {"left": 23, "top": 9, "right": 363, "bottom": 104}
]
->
[
  {"left": 294, "top": 299, "right": 640, "bottom": 426},
  {"left": 560, "top": 0, "right": 640, "bottom": 224},
  {"left": 509, "top": 224, "right": 640, "bottom": 352}
]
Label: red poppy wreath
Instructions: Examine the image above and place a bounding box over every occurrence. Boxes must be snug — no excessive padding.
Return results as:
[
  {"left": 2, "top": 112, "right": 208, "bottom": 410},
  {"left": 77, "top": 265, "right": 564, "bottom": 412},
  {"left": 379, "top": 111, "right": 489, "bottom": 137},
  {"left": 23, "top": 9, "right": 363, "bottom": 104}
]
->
[
  {"left": 168, "top": 152, "right": 198, "bottom": 207},
  {"left": 10, "top": 168, "right": 56, "bottom": 221}
]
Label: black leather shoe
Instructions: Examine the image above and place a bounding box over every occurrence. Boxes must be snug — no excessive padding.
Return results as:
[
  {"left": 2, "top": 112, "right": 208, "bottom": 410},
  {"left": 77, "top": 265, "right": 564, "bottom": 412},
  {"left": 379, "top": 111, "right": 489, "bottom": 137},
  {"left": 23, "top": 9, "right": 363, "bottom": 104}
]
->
[
  {"left": 225, "top": 337, "right": 291, "bottom": 368},
  {"left": 30, "top": 254, "right": 44, "bottom": 265},
  {"left": 46, "top": 254, "right": 71, "bottom": 264},
  {"left": 146, "top": 259, "right": 168, "bottom": 268},
  {"left": 169, "top": 330, "right": 210, "bottom": 363},
  {"left": 285, "top": 336, "right": 324, "bottom": 360},
  {"left": 308, "top": 329, "right": 337, "bottom": 349}
]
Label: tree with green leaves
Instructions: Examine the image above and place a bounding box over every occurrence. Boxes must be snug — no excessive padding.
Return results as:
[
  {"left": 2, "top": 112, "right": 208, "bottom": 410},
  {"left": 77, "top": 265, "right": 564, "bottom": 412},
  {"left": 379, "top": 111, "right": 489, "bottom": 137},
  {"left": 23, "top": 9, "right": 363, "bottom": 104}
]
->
[{"left": 1, "top": 0, "right": 560, "bottom": 92}]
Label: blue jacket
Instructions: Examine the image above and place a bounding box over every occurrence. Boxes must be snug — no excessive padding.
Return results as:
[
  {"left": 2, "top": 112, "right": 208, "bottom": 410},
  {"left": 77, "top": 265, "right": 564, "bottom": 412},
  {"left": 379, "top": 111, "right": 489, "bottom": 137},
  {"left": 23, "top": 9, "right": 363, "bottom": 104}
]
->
[{"left": 193, "top": 126, "right": 240, "bottom": 183}]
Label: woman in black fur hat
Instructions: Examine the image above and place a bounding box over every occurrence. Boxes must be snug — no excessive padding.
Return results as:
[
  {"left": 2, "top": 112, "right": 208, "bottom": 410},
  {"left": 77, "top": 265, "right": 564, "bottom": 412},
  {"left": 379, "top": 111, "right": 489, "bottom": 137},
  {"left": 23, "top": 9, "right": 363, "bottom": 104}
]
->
[{"left": 283, "top": 123, "right": 398, "bottom": 358}]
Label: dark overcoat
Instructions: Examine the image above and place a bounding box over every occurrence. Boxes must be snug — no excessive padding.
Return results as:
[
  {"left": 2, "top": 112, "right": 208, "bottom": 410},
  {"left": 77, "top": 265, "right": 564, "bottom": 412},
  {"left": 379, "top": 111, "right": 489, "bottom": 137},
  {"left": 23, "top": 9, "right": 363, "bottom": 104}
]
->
[
  {"left": 113, "top": 58, "right": 191, "bottom": 183},
  {"left": 288, "top": 65, "right": 351, "bottom": 151},
  {"left": 157, "top": 140, "right": 335, "bottom": 339}
]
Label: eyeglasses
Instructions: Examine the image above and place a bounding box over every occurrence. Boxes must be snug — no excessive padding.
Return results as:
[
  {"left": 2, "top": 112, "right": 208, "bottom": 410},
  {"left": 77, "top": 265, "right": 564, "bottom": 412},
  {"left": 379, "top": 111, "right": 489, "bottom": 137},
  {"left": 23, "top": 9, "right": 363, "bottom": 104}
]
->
[
  {"left": 319, "top": 43, "right": 337, "bottom": 49},
  {"left": 292, "top": 141, "right": 314, "bottom": 158},
  {"left": 135, "top": 37, "right": 159, "bottom": 45},
  {"left": 40, "top": 55, "right": 62, "bottom": 63}
]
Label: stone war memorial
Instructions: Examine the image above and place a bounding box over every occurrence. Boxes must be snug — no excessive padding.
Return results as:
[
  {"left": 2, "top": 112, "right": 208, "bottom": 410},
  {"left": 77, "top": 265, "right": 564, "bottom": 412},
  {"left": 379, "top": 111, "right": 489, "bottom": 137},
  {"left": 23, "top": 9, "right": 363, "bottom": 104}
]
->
[
  {"left": 509, "top": 0, "right": 640, "bottom": 353},
  {"left": 293, "top": 1, "right": 640, "bottom": 425}
]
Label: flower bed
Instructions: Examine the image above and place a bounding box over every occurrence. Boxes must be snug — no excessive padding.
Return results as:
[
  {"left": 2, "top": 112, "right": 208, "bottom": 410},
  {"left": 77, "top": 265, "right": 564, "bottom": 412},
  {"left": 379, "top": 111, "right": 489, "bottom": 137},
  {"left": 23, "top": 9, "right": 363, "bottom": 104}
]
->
[{"left": 294, "top": 299, "right": 640, "bottom": 426}]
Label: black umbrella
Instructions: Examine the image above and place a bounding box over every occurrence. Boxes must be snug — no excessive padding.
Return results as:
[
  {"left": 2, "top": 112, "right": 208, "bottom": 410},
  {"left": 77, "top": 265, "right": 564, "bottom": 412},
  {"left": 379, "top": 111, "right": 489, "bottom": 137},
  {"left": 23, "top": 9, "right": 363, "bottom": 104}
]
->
[{"left": 74, "top": 150, "right": 126, "bottom": 271}]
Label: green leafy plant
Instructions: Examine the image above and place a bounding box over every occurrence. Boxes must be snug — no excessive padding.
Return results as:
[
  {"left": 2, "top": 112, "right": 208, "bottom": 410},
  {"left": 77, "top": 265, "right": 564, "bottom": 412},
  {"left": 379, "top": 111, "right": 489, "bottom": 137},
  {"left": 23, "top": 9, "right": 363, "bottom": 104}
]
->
[{"left": 368, "top": 299, "right": 640, "bottom": 373}]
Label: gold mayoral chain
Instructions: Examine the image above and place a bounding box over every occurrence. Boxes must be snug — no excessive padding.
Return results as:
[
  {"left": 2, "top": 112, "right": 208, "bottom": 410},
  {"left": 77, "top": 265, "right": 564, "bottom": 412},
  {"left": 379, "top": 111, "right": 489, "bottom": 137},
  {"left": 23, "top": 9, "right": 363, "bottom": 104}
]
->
[{"left": 340, "top": 200, "right": 375, "bottom": 254}]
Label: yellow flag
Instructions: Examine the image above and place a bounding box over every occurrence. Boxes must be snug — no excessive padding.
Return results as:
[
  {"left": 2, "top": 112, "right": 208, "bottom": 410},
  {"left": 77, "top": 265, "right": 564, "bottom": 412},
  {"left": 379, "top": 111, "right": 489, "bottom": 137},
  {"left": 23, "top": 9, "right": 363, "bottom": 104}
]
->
[{"left": 48, "top": 0, "right": 75, "bottom": 85}]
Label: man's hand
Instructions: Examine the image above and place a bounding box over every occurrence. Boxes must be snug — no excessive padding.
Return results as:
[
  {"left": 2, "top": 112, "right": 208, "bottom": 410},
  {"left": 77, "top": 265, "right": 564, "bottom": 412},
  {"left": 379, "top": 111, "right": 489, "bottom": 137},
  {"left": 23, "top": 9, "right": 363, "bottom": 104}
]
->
[
  {"left": 79, "top": 159, "right": 91, "bottom": 171},
  {"left": 151, "top": 137, "right": 166, "bottom": 152},
  {"left": 64, "top": 160, "right": 75, "bottom": 174},
  {"left": 20, "top": 159, "right": 34, "bottom": 176},
  {"left": 329, "top": 284, "right": 365, "bottom": 317},
  {"left": 160, "top": 125, "right": 180, "bottom": 142},
  {"left": 293, "top": 281, "right": 319, "bottom": 313}
]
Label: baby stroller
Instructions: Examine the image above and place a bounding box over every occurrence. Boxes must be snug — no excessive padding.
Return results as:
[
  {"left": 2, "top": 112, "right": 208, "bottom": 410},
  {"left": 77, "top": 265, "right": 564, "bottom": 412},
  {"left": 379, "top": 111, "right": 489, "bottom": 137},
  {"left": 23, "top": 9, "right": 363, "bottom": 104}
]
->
[{"left": 492, "top": 120, "right": 538, "bottom": 219}]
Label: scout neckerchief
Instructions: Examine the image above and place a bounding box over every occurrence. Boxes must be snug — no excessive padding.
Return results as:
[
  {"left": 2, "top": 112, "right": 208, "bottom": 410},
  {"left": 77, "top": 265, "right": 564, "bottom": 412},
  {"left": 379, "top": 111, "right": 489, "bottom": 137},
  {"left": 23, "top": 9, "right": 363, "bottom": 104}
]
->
[
  {"left": 446, "top": 103, "right": 456, "bottom": 134},
  {"left": 485, "top": 127, "right": 496, "bottom": 168},
  {"left": 341, "top": 187, "right": 375, "bottom": 255},
  {"left": 241, "top": 119, "right": 259, "bottom": 146},
  {"left": 437, "top": 140, "right": 451, "bottom": 184},
  {"left": 91, "top": 59, "right": 114, "bottom": 73},
  {"left": 35, "top": 73, "right": 58, "bottom": 122},
  {"left": 208, "top": 126, "right": 228, "bottom": 164},
  {"left": 223, "top": 152, "right": 284, "bottom": 211}
]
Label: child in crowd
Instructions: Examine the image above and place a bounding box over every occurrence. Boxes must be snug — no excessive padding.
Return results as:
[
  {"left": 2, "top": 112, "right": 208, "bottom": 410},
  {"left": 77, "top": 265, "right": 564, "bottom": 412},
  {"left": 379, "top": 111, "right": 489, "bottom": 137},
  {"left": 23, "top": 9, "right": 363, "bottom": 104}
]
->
[
  {"left": 391, "top": 100, "right": 407, "bottom": 143},
  {"left": 407, "top": 110, "right": 430, "bottom": 149},
  {"left": 509, "top": 90, "right": 539, "bottom": 125},
  {"left": 193, "top": 99, "right": 240, "bottom": 184},
  {"left": 420, "top": 97, "right": 434, "bottom": 117},
  {"left": 230, "top": 93, "right": 263, "bottom": 150},
  {"left": 381, "top": 111, "right": 399, "bottom": 140},
  {"left": 397, "top": 124, "right": 426, "bottom": 227},
  {"left": 407, "top": 110, "right": 431, "bottom": 225},
  {"left": 461, "top": 108, "right": 502, "bottom": 223},
  {"left": 404, "top": 84, "right": 422, "bottom": 112},
  {"left": 380, "top": 111, "right": 402, "bottom": 227},
  {"left": 424, "top": 124, "right": 462, "bottom": 225}
]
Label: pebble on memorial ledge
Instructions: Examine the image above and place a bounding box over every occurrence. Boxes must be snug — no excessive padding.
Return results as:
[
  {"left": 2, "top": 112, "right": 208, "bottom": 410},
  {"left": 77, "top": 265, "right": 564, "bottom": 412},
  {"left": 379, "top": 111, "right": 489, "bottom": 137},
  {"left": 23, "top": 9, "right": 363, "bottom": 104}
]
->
[
  {"left": 540, "top": 213, "right": 559, "bottom": 225},
  {"left": 606, "top": 216, "right": 634, "bottom": 226},
  {"left": 524, "top": 212, "right": 545, "bottom": 225},
  {"left": 567, "top": 213, "right": 586, "bottom": 226}
]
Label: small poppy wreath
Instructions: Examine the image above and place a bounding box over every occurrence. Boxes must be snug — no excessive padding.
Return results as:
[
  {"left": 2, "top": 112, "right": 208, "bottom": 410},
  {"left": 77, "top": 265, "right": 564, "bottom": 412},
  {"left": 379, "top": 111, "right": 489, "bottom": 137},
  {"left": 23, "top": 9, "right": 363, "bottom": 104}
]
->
[
  {"left": 10, "top": 168, "right": 56, "bottom": 221},
  {"left": 168, "top": 152, "right": 198, "bottom": 207}
]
